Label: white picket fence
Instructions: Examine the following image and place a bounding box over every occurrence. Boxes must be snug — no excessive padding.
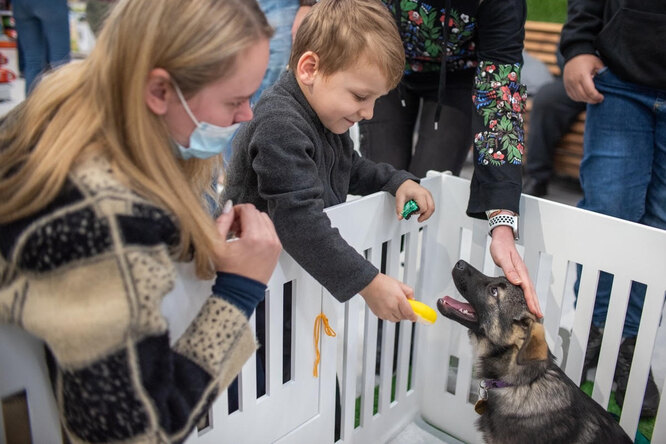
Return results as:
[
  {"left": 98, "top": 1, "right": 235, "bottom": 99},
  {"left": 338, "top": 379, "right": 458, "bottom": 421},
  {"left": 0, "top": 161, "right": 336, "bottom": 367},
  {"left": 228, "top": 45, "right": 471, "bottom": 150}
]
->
[{"left": 1, "top": 173, "right": 665, "bottom": 443}]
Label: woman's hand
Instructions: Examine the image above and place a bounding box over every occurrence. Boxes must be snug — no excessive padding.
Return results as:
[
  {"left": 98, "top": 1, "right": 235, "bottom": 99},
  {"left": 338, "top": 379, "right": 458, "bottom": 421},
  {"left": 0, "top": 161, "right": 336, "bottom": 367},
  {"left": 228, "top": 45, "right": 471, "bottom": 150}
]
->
[
  {"left": 213, "top": 202, "right": 282, "bottom": 284},
  {"left": 490, "top": 226, "right": 543, "bottom": 318},
  {"left": 395, "top": 180, "right": 435, "bottom": 222}
]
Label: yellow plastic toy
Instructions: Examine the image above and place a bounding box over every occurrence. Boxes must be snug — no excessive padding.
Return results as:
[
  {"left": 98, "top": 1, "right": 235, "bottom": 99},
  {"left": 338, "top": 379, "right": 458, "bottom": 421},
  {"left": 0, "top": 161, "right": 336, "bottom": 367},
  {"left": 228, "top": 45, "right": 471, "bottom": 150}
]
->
[{"left": 408, "top": 299, "right": 437, "bottom": 325}]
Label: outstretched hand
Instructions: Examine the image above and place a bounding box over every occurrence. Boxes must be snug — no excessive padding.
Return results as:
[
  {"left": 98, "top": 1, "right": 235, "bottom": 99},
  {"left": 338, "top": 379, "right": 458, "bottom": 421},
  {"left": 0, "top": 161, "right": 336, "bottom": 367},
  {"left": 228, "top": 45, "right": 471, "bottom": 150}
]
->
[
  {"left": 213, "top": 202, "right": 282, "bottom": 284},
  {"left": 360, "top": 273, "right": 418, "bottom": 323},
  {"left": 395, "top": 180, "right": 435, "bottom": 223},
  {"left": 490, "top": 226, "right": 543, "bottom": 318}
]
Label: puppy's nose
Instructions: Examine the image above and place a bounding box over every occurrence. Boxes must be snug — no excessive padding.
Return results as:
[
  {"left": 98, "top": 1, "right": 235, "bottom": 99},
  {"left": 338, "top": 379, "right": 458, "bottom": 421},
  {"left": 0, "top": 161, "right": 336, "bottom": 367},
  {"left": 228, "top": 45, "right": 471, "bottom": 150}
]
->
[{"left": 455, "top": 260, "right": 467, "bottom": 270}]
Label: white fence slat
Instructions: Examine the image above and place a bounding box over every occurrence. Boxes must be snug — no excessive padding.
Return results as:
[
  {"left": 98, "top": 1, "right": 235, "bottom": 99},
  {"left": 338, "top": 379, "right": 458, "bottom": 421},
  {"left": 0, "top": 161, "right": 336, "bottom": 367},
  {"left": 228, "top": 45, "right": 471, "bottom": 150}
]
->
[
  {"left": 339, "top": 296, "right": 361, "bottom": 442},
  {"left": 357, "top": 243, "right": 382, "bottom": 432},
  {"left": 377, "top": 314, "right": 397, "bottom": 416},
  {"left": 543, "top": 255, "right": 568, "bottom": 360},
  {"left": 265, "top": 278, "right": 283, "bottom": 398},
  {"left": 619, "top": 285, "right": 665, "bottom": 437},
  {"left": 591, "top": 277, "right": 631, "bottom": 409},
  {"left": 653, "top": 376, "right": 666, "bottom": 442},
  {"left": 0, "top": 325, "right": 61, "bottom": 444},
  {"left": 565, "top": 265, "right": 600, "bottom": 385},
  {"left": 360, "top": 304, "right": 379, "bottom": 429}
]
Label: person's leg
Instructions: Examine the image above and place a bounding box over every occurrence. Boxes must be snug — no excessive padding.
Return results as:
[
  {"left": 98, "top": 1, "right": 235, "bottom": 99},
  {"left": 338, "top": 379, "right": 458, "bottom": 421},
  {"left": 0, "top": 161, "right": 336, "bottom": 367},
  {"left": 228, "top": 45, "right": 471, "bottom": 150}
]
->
[
  {"left": 574, "top": 68, "right": 661, "bottom": 414},
  {"left": 620, "top": 80, "right": 666, "bottom": 339},
  {"left": 358, "top": 84, "right": 419, "bottom": 171},
  {"left": 577, "top": 69, "right": 656, "bottom": 336},
  {"left": 33, "top": 0, "right": 70, "bottom": 69},
  {"left": 524, "top": 78, "right": 586, "bottom": 195},
  {"left": 251, "top": 0, "right": 299, "bottom": 105},
  {"left": 223, "top": 0, "right": 299, "bottom": 163},
  {"left": 410, "top": 81, "right": 474, "bottom": 177},
  {"left": 641, "top": 97, "right": 666, "bottom": 231},
  {"left": 12, "top": 0, "right": 46, "bottom": 94}
]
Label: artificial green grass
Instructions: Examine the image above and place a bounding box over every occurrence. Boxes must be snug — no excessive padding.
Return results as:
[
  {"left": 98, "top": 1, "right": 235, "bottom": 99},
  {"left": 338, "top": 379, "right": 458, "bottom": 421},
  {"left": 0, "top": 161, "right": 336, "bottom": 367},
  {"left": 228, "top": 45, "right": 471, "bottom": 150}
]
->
[
  {"left": 354, "top": 379, "right": 391, "bottom": 428},
  {"left": 354, "top": 366, "right": 413, "bottom": 428},
  {"left": 580, "top": 381, "right": 655, "bottom": 442},
  {"left": 526, "top": 0, "right": 567, "bottom": 23}
]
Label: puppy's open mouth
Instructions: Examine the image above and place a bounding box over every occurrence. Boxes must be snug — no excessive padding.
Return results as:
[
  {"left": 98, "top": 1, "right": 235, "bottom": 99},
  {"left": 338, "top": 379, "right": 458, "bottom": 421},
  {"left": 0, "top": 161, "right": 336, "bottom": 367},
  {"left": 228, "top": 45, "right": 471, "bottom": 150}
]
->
[{"left": 437, "top": 296, "right": 478, "bottom": 329}]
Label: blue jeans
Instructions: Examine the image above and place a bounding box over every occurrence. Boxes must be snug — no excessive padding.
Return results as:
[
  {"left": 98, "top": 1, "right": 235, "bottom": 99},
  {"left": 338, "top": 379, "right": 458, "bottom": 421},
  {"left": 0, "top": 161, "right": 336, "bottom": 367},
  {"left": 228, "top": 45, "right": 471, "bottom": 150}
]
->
[
  {"left": 12, "top": 0, "right": 70, "bottom": 94},
  {"left": 574, "top": 68, "right": 666, "bottom": 337},
  {"left": 223, "top": 0, "right": 300, "bottom": 162},
  {"left": 252, "top": 0, "right": 299, "bottom": 105}
]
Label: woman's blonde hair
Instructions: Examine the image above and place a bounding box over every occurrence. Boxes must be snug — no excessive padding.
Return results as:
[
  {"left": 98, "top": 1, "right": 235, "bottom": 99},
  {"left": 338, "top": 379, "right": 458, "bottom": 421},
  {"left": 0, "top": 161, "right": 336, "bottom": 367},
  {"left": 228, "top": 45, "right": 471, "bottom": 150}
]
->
[
  {"left": 289, "top": 0, "right": 404, "bottom": 89},
  {"left": 0, "top": 0, "right": 272, "bottom": 278}
]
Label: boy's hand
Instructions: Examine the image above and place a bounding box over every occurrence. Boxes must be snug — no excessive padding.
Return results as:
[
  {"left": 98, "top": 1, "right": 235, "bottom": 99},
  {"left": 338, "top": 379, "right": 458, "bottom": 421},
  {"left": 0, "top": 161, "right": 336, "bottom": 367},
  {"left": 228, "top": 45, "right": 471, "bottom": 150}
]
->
[
  {"left": 359, "top": 273, "right": 418, "bottom": 323},
  {"left": 395, "top": 180, "right": 435, "bottom": 222}
]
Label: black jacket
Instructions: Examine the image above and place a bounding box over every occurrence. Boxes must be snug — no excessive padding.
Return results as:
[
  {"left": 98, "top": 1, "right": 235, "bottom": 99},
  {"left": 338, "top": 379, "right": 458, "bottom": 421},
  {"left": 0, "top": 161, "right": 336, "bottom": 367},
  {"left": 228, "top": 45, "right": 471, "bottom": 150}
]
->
[
  {"left": 560, "top": 0, "right": 666, "bottom": 90},
  {"left": 385, "top": 0, "right": 527, "bottom": 218}
]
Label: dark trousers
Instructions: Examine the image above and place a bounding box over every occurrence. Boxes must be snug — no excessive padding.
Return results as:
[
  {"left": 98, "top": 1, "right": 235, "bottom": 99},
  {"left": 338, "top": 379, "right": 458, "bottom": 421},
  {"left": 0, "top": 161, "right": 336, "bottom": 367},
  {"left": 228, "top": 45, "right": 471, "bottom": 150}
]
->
[
  {"left": 524, "top": 77, "right": 586, "bottom": 183},
  {"left": 359, "top": 71, "right": 476, "bottom": 178}
]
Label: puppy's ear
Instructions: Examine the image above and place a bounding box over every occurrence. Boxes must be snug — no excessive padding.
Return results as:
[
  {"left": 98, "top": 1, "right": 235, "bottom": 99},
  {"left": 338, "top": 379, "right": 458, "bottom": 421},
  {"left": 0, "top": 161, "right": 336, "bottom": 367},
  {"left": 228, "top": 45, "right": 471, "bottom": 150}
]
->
[{"left": 516, "top": 321, "right": 548, "bottom": 365}]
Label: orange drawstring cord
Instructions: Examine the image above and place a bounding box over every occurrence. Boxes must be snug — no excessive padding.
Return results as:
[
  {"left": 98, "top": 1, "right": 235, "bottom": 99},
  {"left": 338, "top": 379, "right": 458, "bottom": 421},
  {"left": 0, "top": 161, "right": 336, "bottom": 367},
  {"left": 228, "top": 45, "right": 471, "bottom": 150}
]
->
[{"left": 313, "top": 312, "right": 336, "bottom": 377}]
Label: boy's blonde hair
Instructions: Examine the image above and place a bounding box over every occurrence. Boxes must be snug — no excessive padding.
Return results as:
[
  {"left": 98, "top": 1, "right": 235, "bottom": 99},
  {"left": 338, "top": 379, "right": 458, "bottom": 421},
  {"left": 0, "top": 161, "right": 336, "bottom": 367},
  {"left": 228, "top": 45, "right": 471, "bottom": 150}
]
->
[
  {"left": 289, "top": 0, "right": 404, "bottom": 89},
  {"left": 0, "top": 0, "right": 272, "bottom": 279}
]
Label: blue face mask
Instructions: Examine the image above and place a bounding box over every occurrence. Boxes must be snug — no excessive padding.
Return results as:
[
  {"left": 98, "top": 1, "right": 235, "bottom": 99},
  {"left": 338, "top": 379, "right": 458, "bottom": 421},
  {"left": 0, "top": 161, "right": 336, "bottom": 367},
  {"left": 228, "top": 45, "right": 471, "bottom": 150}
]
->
[{"left": 172, "top": 81, "right": 240, "bottom": 160}]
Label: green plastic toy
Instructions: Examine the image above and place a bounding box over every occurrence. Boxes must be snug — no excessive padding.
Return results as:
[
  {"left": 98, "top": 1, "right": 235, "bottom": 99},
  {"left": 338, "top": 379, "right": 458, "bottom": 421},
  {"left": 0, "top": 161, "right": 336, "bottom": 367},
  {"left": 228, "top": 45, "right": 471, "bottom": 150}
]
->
[{"left": 402, "top": 199, "right": 419, "bottom": 220}]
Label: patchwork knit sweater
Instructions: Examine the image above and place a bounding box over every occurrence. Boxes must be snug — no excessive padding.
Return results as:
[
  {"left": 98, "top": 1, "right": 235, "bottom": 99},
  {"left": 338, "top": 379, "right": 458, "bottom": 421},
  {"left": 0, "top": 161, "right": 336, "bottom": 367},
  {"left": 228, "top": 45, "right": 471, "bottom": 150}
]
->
[{"left": 0, "top": 155, "right": 261, "bottom": 443}]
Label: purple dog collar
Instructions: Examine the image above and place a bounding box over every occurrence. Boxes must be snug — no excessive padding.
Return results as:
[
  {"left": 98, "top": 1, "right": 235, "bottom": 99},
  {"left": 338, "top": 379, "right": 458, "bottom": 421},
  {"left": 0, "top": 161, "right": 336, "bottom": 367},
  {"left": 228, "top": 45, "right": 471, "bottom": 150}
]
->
[{"left": 478, "top": 379, "right": 511, "bottom": 401}]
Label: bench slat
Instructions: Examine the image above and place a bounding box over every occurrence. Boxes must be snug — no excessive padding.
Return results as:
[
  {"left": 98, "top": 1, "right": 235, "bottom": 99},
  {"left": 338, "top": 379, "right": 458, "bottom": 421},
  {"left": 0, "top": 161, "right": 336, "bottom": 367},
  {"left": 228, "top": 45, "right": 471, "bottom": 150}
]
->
[{"left": 524, "top": 20, "right": 582, "bottom": 179}]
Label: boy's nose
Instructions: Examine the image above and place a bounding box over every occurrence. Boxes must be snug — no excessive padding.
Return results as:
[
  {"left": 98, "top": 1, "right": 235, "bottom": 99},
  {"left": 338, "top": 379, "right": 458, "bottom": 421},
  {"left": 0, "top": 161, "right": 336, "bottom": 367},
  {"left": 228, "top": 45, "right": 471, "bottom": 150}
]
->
[{"left": 359, "top": 104, "right": 374, "bottom": 121}]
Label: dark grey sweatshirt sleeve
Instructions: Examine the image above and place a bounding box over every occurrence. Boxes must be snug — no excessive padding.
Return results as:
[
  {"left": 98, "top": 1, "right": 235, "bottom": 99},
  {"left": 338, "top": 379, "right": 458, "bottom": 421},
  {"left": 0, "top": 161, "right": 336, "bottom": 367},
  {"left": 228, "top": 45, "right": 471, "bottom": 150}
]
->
[
  {"left": 246, "top": 119, "right": 379, "bottom": 301},
  {"left": 348, "top": 149, "right": 418, "bottom": 196}
]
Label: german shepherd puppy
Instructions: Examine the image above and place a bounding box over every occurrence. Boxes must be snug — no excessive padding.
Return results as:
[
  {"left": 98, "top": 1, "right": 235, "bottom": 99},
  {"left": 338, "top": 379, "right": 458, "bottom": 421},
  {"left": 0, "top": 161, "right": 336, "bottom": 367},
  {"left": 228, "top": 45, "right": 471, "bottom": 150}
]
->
[{"left": 437, "top": 260, "right": 631, "bottom": 444}]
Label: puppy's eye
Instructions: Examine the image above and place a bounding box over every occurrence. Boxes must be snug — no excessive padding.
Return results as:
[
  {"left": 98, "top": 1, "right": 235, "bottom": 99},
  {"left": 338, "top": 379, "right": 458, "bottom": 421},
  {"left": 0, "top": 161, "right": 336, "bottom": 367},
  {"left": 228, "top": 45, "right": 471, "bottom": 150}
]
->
[{"left": 490, "top": 287, "right": 499, "bottom": 298}]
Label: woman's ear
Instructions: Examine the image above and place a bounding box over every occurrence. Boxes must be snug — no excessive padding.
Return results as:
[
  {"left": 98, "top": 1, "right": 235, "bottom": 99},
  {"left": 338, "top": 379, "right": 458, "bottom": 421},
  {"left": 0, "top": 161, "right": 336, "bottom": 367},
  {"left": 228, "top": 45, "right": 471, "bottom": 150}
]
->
[
  {"left": 145, "top": 68, "right": 172, "bottom": 115},
  {"left": 295, "top": 51, "right": 319, "bottom": 86}
]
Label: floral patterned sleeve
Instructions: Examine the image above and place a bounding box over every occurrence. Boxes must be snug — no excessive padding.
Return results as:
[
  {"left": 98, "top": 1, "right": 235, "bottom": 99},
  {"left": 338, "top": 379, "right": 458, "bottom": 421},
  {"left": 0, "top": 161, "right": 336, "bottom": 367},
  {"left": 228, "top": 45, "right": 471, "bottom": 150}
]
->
[
  {"left": 466, "top": 0, "right": 527, "bottom": 219},
  {"left": 473, "top": 62, "right": 527, "bottom": 167}
]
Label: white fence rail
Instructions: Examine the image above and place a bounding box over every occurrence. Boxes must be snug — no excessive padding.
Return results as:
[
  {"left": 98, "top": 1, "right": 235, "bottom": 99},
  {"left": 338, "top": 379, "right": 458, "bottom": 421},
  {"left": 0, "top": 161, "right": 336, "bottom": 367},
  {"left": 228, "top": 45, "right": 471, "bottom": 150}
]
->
[{"left": 1, "top": 173, "right": 665, "bottom": 443}]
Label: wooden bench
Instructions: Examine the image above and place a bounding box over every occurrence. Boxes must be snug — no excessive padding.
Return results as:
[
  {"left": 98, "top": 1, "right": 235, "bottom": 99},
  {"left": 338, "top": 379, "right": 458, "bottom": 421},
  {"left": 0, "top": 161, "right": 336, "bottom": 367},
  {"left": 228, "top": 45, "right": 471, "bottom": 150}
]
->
[{"left": 524, "top": 20, "right": 585, "bottom": 180}]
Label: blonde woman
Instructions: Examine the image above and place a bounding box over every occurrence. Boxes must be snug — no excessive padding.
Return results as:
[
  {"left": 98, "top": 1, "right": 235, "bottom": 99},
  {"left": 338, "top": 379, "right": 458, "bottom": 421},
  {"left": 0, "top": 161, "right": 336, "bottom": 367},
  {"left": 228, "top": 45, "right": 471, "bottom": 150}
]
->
[{"left": 0, "top": 0, "right": 281, "bottom": 442}]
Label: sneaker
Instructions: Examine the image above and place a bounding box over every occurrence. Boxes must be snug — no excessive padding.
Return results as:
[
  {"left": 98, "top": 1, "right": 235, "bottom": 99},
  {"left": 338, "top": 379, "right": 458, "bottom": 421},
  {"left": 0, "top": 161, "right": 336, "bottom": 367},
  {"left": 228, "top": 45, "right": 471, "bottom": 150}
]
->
[
  {"left": 614, "top": 336, "right": 660, "bottom": 417},
  {"left": 522, "top": 177, "right": 549, "bottom": 197},
  {"left": 581, "top": 325, "right": 604, "bottom": 382}
]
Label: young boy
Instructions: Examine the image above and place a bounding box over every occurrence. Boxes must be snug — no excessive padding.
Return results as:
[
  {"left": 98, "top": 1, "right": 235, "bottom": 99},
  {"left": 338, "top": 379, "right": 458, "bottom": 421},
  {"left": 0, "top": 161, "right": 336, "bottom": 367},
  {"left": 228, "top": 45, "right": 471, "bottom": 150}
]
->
[{"left": 224, "top": 0, "right": 435, "bottom": 323}]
